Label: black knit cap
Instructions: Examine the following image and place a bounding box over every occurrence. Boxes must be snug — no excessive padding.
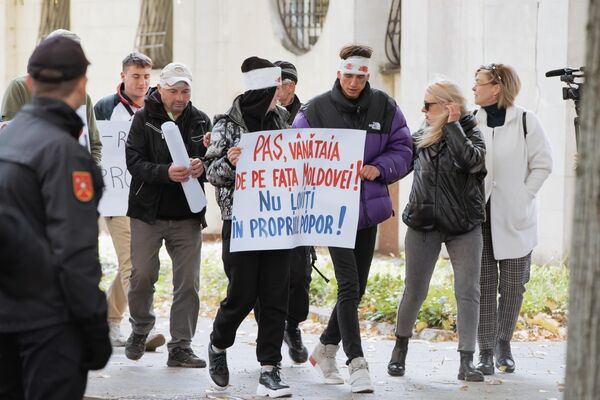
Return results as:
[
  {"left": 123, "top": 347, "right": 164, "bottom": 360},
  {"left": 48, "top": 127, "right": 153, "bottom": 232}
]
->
[
  {"left": 274, "top": 60, "right": 298, "bottom": 83},
  {"left": 27, "top": 36, "right": 90, "bottom": 83},
  {"left": 241, "top": 56, "right": 274, "bottom": 72}
]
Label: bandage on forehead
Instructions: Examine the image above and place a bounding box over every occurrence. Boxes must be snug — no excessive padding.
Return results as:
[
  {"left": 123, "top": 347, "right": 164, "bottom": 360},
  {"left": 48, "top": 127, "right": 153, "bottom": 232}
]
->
[
  {"left": 243, "top": 66, "right": 282, "bottom": 90},
  {"left": 338, "top": 56, "right": 370, "bottom": 75}
]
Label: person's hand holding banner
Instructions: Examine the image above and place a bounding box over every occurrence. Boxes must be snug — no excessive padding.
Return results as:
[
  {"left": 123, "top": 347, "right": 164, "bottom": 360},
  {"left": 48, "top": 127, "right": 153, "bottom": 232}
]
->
[
  {"left": 161, "top": 121, "right": 207, "bottom": 213},
  {"left": 230, "top": 128, "right": 366, "bottom": 252}
]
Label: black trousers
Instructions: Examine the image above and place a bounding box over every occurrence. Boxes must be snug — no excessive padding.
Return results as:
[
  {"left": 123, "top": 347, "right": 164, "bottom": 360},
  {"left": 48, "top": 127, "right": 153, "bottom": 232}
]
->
[
  {"left": 211, "top": 220, "right": 292, "bottom": 365},
  {"left": 0, "top": 323, "right": 88, "bottom": 400},
  {"left": 320, "top": 226, "right": 377, "bottom": 363},
  {"left": 254, "top": 246, "right": 312, "bottom": 329}
]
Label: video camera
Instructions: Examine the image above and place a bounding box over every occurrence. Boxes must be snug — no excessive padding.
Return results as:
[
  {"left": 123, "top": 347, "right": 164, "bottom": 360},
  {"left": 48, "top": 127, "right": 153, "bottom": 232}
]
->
[{"left": 545, "top": 67, "right": 584, "bottom": 147}]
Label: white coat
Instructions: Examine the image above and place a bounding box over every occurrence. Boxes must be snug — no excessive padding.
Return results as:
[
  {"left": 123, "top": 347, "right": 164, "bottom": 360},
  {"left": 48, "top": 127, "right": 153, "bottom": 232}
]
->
[{"left": 475, "top": 105, "right": 553, "bottom": 260}]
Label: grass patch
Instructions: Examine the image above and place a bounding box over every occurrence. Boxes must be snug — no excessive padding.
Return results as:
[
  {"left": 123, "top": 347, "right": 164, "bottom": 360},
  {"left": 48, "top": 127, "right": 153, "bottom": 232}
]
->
[{"left": 100, "top": 237, "right": 569, "bottom": 335}]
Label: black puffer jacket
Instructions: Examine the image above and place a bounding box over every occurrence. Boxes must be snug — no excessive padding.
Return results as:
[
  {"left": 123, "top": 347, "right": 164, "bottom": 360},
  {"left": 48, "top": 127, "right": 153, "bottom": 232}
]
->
[
  {"left": 402, "top": 114, "right": 486, "bottom": 234},
  {"left": 126, "top": 88, "right": 212, "bottom": 224}
]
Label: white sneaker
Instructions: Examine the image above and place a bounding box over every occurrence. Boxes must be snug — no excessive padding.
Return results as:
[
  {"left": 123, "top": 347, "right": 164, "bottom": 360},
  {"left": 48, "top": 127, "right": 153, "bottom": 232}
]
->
[
  {"left": 108, "top": 321, "right": 126, "bottom": 347},
  {"left": 348, "top": 357, "right": 374, "bottom": 393},
  {"left": 308, "top": 342, "right": 344, "bottom": 384}
]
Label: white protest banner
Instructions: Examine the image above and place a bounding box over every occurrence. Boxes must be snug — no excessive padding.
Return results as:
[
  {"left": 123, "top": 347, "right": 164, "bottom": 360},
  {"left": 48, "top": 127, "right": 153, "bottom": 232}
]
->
[
  {"left": 230, "top": 128, "right": 366, "bottom": 252},
  {"left": 161, "top": 121, "right": 207, "bottom": 213},
  {"left": 97, "top": 120, "right": 132, "bottom": 216}
]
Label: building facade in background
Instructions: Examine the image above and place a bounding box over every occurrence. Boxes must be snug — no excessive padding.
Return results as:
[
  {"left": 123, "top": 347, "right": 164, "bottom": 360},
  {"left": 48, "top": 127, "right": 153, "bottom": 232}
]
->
[{"left": 0, "top": 0, "right": 586, "bottom": 263}]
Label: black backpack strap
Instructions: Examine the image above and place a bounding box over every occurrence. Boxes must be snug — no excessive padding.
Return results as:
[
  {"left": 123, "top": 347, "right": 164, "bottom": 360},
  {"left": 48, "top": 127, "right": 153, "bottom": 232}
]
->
[{"left": 522, "top": 111, "right": 528, "bottom": 137}]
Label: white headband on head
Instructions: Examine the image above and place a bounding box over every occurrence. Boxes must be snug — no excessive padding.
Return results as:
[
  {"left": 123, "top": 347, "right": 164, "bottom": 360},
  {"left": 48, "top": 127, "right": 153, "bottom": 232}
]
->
[
  {"left": 243, "top": 66, "right": 282, "bottom": 90},
  {"left": 338, "top": 56, "right": 370, "bottom": 75}
]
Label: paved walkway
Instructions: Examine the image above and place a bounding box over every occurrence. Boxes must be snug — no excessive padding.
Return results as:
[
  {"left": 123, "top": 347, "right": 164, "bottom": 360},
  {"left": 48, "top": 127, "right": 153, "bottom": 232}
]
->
[{"left": 85, "top": 316, "right": 565, "bottom": 400}]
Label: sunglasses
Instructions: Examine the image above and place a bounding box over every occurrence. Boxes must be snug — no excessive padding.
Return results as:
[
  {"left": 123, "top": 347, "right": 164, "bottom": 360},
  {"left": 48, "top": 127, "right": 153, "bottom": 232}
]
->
[
  {"left": 480, "top": 63, "right": 502, "bottom": 83},
  {"left": 423, "top": 101, "right": 438, "bottom": 111}
]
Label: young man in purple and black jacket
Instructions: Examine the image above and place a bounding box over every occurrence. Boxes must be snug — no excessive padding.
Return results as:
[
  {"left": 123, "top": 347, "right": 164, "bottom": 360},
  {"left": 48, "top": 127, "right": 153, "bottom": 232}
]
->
[{"left": 293, "top": 44, "right": 412, "bottom": 394}]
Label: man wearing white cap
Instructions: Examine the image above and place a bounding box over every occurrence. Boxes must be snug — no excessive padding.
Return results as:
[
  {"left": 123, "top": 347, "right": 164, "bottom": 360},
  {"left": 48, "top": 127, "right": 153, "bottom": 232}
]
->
[
  {"left": 124, "top": 62, "right": 211, "bottom": 368},
  {"left": 293, "top": 44, "right": 413, "bottom": 393}
]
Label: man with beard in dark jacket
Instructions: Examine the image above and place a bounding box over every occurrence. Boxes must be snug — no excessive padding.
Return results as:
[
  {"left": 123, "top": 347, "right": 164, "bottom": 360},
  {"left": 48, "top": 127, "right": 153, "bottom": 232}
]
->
[
  {"left": 204, "top": 57, "right": 293, "bottom": 398},
  {"left": 0, "top": 36, "right": 111, "bottom": 400},
  {"left": 125, "top": 62, "right": 211, "bottom": 368},
  {"left": 293, "top": 44, "right": 413, "bottom": 394}
]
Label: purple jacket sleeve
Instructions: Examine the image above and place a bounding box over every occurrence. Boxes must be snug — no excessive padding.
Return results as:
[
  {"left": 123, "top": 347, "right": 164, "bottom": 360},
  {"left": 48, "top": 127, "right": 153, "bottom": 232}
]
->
[
  {"left": 370, "top": 107, "right": 413, "bottom": 183},
  {"left": 292, "top": 111, "right": 311, "bottom": 129}
]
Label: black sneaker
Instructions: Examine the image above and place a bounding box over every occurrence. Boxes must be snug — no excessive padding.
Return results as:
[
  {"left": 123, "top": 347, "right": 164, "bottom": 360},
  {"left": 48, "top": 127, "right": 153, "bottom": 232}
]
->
[
  {"left": 208, "top": 344, "right": 229, "bottom": 388},
  {"left": 283, "top": 326, "right": 308, "bottom": 364},
  {"left": 125, "top": 332, "right": 148, "bottom": 360},
  {"left": 256, "top": 366, "right": 292, "bottom": 398},
  {"left": 167, "top": 347, "right": 206, "bottom": 368}
]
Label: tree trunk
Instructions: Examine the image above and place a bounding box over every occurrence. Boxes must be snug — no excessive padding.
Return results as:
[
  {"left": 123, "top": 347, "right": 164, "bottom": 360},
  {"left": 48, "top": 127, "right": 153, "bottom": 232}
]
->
[{"left": 565, "top": 1, "right": 600, "bottom": 398}]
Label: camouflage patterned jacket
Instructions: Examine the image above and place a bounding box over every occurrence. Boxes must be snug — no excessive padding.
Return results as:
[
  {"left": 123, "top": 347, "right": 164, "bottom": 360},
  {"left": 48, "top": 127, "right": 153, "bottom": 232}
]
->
[{"left": 205, "top": 96, "right": 289, "bottom": 220}]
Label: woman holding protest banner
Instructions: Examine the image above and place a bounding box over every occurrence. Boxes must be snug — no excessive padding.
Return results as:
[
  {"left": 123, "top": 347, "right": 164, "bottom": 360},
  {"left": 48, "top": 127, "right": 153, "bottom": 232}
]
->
[
  {"left": 388, "top": 79, "right": 486, "bottom": 382},
  {"left": 203, "top": 56, "right": 293, "bottom": 398},
  {"left": 293, "top": 44, "right": 412, "bottom": 394}
]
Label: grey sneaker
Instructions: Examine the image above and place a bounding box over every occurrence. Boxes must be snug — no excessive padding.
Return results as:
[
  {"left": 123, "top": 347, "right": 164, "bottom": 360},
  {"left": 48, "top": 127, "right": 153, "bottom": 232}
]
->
[
  {"left": 348, "top": 357, "right": 374, "bottom": 393},
  {"left": 125, "top": 332, "right": 147, "bottom": 360},
  {"left": 167, "top": 347, "right": 207, "bottom": 368},
  {"left": 308, "top": 342, "right": 344, "bottom": 384}
]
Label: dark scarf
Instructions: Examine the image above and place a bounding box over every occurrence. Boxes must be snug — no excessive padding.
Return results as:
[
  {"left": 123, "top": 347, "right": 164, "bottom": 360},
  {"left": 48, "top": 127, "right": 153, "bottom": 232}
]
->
[
  {"left": 239, "top": 87, "right": 277, "bottom": 132},
  {"left": 331, "top": 79, "right": 372, "bottom": 113},
  {"left": 483, "top": 103, "right": 506, "bottom": 128},
  {"left": 329, "top": 79, "right": 373, "bottom": 130}
]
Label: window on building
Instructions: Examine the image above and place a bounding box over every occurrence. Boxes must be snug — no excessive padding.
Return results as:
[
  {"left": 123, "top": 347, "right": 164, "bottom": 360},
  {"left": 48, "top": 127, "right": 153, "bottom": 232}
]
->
[
  {"left": 135, "top": 0, "right": 173, "bottom": 69},
  {"left": 385, "top": 0, "right": 401, "bottom": 69},
  {"left": 275, "top": 0, "right": 329, "bottom": 55},
  {"left": 38, "top": 0, "right": 70, "bottom": 43}
]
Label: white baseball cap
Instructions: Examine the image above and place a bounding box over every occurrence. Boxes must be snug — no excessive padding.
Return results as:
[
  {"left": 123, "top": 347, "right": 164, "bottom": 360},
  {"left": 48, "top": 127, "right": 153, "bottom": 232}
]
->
[{"left": 160, "top": 62, "right": 192, "bottom": 87}]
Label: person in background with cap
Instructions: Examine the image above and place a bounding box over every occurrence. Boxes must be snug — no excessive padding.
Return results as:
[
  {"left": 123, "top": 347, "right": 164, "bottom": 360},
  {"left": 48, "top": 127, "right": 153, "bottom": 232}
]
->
[
  {"left": 0, "top": 36, "right": 111, "bottom": 400},
  {"left": 1, "top": 28, "right": 102, "bottom": 165},
  {"left": 274, "top": 60, "right": 301, "bottom": 124},
  {"left": 204, "top": 56, "right": 292, "bottom": 398},
  {"left": 124, "top": 62, "right": 211, "bottom": 368},
  {"left": 94, "top": 51, "right": 165, "bottom": 351},
  {"left": 293, "top": 44, "right": 413, "bottom": 394},
  {"left": 252, "top": 59, "right": 314, "bottom": 365}
]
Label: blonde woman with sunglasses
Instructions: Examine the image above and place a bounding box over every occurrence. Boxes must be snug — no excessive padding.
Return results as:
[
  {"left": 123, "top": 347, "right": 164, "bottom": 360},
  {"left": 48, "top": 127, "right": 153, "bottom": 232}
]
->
[
  {"left": 388, "top": 80, "right": 486, "bottom": 382},
  {"left": 472, "top": 64, "right": 552, "bottom": 375}
]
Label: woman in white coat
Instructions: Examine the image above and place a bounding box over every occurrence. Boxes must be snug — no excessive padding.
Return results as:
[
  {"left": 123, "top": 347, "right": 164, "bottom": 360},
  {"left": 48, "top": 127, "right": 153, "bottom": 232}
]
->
[{"left": 472, "top": 64, "right": 552, "bottom": 375}]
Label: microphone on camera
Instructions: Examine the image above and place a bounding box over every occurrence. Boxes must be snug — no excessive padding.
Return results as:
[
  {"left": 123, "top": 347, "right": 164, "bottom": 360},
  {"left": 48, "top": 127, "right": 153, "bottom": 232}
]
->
[{"left": 545, "top": 67, "right": 583, "bottom": 77}]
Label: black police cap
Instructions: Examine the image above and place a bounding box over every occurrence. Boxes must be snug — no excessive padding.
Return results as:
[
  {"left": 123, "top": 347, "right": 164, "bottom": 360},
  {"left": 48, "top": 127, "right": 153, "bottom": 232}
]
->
[{"left": 27, "top": 36, "right": 90, "bottom": 83}]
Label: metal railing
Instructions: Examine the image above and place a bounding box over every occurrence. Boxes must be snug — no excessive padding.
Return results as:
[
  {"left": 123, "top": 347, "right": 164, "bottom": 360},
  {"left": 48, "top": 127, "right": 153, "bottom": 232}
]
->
[
  {"left": 385, "top": 0, "right": 401, "bottom": 68},
  {"left": 37, "top": 0, "right": 70, "bottom": 43},
  {"left": 135, "top": 0, "right": 173, "bottom": 69},
  {"left": 277, "top": 0, "right": 329, "bottom": 54}
]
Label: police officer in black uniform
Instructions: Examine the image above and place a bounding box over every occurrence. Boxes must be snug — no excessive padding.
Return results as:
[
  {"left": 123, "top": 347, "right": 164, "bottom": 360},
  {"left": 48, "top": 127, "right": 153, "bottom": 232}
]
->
[{"left": 0, "top": 36, "right": 111, "bottom": 400}]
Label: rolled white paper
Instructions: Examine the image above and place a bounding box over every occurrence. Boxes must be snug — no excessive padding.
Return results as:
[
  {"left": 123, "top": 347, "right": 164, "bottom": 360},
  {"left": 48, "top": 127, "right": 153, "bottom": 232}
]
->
[{"left": 161, "top": 121, "right": 207, "bottom": 213}]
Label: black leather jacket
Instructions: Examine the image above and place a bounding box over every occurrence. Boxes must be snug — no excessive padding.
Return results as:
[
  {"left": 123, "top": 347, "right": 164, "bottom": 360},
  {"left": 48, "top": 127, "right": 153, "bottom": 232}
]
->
[{"left": 402, "top": 114, "right": 487, "bottom": 234}]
